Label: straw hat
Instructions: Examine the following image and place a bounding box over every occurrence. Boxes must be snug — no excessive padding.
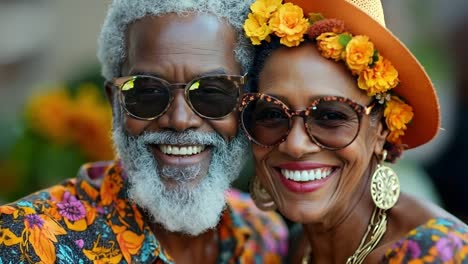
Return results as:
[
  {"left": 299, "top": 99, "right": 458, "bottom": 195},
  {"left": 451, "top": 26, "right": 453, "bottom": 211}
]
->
[{"left": 286, "top": 0, "right": 440, "bottom": 149}]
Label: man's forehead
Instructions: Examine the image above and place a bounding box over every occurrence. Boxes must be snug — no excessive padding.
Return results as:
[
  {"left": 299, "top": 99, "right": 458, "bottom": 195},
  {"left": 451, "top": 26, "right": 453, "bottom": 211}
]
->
[
  {"left": 127, "top": 13, "right": 235, "bottom": 43},
  {"left": 123, "top": 13, "right": 241, "bottom": 78}
]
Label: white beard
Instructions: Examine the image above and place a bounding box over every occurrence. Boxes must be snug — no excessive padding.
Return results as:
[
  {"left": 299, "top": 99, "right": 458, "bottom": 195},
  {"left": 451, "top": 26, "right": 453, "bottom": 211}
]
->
[{"left": 112, "top": 116, "right": 249, "bottom": 236}]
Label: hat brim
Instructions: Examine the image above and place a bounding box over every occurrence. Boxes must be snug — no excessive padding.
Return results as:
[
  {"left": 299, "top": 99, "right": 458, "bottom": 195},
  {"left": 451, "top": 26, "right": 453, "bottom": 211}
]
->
[{"left": 286, "top": 0, "right": 440, "bottom": 149}]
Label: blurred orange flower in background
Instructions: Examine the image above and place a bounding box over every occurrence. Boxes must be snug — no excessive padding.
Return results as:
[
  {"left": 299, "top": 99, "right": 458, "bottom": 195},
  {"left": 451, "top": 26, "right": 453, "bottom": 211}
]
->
[
  {"left": 0, "top": 77, "right": 115, "bottom": 203},
  {"left": 26, "top": 83, "right": 114, "bottom": 161}
]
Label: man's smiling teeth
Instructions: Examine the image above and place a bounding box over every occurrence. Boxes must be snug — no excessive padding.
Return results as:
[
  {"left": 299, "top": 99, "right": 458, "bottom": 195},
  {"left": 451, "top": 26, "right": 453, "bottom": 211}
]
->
[
  {"left": 281, "top": 168, "right": 332, "bottom": 182},
  {"left": 159, "top": 145, "right": 206, "bottom": 155}
]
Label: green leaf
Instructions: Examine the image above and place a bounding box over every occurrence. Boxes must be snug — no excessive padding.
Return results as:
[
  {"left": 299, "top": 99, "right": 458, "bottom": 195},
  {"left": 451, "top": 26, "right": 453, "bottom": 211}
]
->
[
  {"left": 338, "top": 34, "right": 352, "bottom": 47},
  {"left": 369, "top": 50, "right": 380, "bottom": 68}
]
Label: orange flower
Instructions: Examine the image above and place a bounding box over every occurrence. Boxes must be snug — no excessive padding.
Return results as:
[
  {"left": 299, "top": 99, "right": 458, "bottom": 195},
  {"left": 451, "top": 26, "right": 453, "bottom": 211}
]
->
[
  {"left": 269, "top": 3, "right": 309, "bottom": 47},
  {"left": 113, "top": 226, "right": 145, "bottom": 263},
  {"left": 115, "top": 198, "right": 128, "bottom": 218},
  {"left": 26, "top": 84, "right": 114, "bottom": 161},
  {"left": 387, "top": 130, "right": 404, "bottom": 145},
  {"left": 100, "top": 170, "right": 123, "bottom": 206},
  {"left": 26, "top": 88, "right": 73, "bottom": 144},
  {"left": 250, "top": 0, "right": 282, "bottom": 19},
  {"left": 0, "top": 205, "right": 16, "bottom": 216},
  {"left": 24, "top": 214, "right": 67, "bottom": 264},
  {"left": 316, "top": 32, "right": 346, "bottom": 61},
  {"left": 80, "top": 180, "right": 100, "bottom": 200},
  {"left": 83, "top": 202, "right": 97, "bottom": 226},
  {"left": 67, "top": 84, "right": 114, "bottom": 161},
  {"left": 384, "top": 97, "right": 413, "bottom": 144},
  {"left": 244, "top": 13, "right": 271, "bottom": 45},
  {"left": 358, "top": 55, "right": 399, "bottom": 96},
  {"left": 132, "top": 204, "right": 144, "bottom": 231},
  {"left": 43, "top": 202, "right": 62, "bottom": 221},
  {"left": 49, "top": 185, "right": 68, "bottom": 201},
  {"left": 344, "top": 35, "right": 374, "bottom": 74}
]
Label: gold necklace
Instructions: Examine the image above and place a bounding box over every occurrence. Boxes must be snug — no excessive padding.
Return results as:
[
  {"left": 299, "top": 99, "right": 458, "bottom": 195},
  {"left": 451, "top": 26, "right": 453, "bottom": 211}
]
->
[{"left": 302, "top": 207, "right": 387, "bottom": 264}]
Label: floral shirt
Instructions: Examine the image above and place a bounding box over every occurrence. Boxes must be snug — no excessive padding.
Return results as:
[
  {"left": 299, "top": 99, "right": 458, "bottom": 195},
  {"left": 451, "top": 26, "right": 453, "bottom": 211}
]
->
[
  {"left": 383, "top": 218, "right": 468, "bottom": 263},
  {"left": 0, "top": 161, "right": 288, "bottom": 264}
]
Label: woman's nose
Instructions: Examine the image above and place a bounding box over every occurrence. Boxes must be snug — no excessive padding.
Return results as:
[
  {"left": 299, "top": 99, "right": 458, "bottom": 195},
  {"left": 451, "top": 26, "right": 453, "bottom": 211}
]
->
[{"left": 277, "top": 117, "right": 321, "bottom": 159}]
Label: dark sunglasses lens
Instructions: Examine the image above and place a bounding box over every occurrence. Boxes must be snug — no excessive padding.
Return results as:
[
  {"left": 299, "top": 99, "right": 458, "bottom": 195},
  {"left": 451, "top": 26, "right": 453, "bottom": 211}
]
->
[
  {"left": 241, "top": 98, "right": 289, "bottom": 146},
  {"left": 187, "top": 76, "right": 239, "bottom": 118},
  {"left": 307, "top": 100, "right": 360, "bottom": 149},
  {"left": 121, "top": 76, "right": 170, "bottom": 119}
]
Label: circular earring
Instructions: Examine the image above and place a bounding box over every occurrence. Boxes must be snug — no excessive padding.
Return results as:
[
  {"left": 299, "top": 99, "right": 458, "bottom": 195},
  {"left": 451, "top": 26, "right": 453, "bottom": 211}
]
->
[
  {"left": 370, "top": 150, "right": 400, "bottom": 210},
  {"left": 249, "top": 175, "right": 277, "bottom": 211}
]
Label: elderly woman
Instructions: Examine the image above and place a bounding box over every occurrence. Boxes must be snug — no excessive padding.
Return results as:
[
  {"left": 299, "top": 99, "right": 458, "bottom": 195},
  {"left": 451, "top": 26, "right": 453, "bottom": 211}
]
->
[{"left": 240, "top": 0, "right": 468, "bottom": 263}]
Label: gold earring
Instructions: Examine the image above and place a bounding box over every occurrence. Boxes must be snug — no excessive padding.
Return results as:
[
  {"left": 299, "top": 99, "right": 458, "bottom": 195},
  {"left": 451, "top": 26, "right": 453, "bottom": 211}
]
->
[
  {"left": 249, "top": 175, "right": 277, "bottom": 211},
  {"left": 370, "top": 150, "right": 400, "bottom": 210}
]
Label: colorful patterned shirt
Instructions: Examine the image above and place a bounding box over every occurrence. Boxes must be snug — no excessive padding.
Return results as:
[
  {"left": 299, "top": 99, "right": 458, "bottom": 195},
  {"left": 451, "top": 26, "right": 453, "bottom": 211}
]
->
[
  {"left": 0, "top": 161, "right": 288, "bottom": 264},
  {"left": 383, "top": 218, "right": 468, "bottom": 263}
]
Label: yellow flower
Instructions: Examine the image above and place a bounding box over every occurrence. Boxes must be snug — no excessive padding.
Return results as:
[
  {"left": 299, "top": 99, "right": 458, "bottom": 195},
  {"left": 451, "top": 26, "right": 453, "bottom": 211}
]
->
[
  {"left": 250, "top": 0, "right": 282, "bottom": 20},
  {"left": 358, "top": 55, "right": 399, "bottom": 96},
  {"left": 316, "top": 32, "right": 346, "bottom": 61},
  {"left": 384, "top": 96, "right": 413, "bottom": 144},
  {"left": 344, "top": 35, "right": 374, "bottom": 74},
  {"left": 269, "top": 3, "right": 309, "bottom": 47},
  {"left": 244, "top": 13, "right": 271, "bottom": 45}
]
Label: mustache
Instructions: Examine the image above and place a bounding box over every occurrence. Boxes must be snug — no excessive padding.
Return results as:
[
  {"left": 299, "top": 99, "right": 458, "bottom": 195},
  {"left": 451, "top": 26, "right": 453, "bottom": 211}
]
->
[{"left": 134, "top": 129, "right": 228, "bottom": 148}]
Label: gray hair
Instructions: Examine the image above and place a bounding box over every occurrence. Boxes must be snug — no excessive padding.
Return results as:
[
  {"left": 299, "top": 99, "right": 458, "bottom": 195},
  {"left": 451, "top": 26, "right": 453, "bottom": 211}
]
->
[{"left": 97, "top": 0, "right": 254, "bottom": 80}]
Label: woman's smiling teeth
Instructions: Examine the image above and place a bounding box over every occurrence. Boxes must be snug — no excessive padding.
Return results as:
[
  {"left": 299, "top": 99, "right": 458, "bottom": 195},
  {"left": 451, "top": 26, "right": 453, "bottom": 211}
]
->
[
  {"left": 281, "top": 168, "right": 333, "bottom": 182},
  {"left": 159, "top": 145, "right": 206, "bottom": 156}
]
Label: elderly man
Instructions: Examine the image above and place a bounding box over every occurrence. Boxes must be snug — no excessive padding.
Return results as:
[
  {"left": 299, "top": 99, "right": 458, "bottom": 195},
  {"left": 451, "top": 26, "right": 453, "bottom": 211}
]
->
[{"left": 0, "top": 0, "right": 287, "bottom": 263}]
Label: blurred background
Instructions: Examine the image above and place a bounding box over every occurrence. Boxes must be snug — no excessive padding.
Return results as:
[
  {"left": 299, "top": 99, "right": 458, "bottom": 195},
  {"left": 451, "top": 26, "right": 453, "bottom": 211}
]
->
[{"left": 0, "top": 0, "right": 467, "bottom": 222}]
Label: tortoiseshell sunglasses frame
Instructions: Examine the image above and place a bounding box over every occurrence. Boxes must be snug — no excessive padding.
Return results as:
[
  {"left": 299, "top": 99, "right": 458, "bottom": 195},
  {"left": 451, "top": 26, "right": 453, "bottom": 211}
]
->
[{"left": 239, "top": 93, "right": 375, "bottom": 150}]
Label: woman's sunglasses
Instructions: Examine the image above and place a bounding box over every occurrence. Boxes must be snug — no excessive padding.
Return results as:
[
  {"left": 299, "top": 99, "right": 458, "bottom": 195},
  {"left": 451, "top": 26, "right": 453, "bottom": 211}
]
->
[
  {"left": 112, "top": 74, "right": 246, "bottom": 120},
  {"left": 239, "top": 93, "right": 375, "bottom": 150}
]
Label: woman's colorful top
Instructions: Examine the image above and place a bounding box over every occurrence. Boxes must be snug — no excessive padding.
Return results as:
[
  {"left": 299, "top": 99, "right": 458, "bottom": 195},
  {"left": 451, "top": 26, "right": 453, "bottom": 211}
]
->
[
  {"left": 0, "top": 161, "right": 288, "bottom": 264},
  {"left": 383, "top": 218, "right": 468, "bottom": 263}
]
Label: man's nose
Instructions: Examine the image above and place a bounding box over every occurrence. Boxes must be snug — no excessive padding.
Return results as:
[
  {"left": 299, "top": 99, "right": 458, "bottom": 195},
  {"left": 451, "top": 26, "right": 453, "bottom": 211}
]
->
[{"left": 156, "top": 90, "right": 204, "bottom": 131}]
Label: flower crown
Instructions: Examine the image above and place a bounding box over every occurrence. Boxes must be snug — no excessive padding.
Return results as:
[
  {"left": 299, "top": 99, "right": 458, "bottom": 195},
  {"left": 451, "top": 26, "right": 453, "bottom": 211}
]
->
[{"left": 243, "top": 0, "right": 414, "bottom": 155}]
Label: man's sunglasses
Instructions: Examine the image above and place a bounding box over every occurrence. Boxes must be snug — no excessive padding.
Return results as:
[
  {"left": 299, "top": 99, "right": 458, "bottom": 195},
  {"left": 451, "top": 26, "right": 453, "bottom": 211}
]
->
[
  {"left": 239, "top": 93, "right": 375, "bottom": 150},
  {"left": 112, "top": 74, "right": 246, "bottom": 120}
]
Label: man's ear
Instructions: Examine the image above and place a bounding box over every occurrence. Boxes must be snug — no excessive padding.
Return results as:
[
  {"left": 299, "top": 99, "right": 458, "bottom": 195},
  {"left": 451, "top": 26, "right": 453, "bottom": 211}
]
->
[{"left": 374, "top": 121, "right": 389, "bottom": 156}]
